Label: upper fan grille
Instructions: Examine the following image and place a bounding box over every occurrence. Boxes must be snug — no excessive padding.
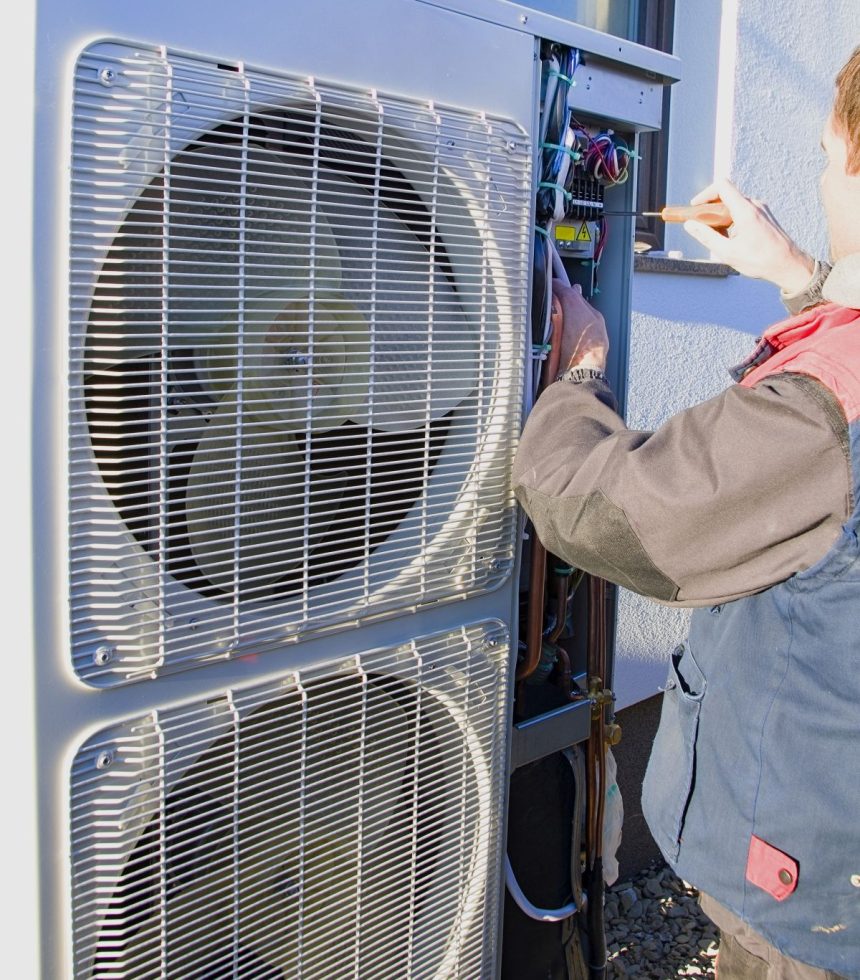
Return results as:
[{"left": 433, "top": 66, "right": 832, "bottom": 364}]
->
[
  {"left": 68, "top": 42, "right": 531, "bottom": 685},
  {"left": 70, "top": 621, "right": 509, "bottom": 979}
]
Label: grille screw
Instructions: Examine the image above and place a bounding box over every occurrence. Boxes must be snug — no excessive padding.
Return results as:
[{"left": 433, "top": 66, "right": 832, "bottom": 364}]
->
[
  {"left": 99, "top": 67, "right": 116, "bottom": 86},
  {"left": 507, "top": 140, "right": 518, "bottom": 152},
  {"left": 96, "top": 751, "right": 114, "bottom": 770},
  {"left": 93, "top": 645, "right": 114, "bottom": 666},
  {"left": 519, "top": 13, "right": 528, "bottom": 23}
]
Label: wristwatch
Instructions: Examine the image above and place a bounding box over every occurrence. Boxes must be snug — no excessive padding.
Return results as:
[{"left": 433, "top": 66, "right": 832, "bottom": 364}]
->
[
  {"left": 556, "top": 366, "right": 608, "bottom": 384},
  {"left": 781, "top": 260, "right": 832, "bottom": 316}
]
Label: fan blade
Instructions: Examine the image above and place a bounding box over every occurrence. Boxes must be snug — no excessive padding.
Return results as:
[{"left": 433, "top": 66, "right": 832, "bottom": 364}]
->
[
  {"left": 86, "top": 143, "right": 343, "bottom": 370},
  {"left": 202, "top": 293, "right": 371, "bottom": 434},
  {"left": 317, "top": 188, "right": 478, "bottom": 432},
  {"left": 185, "top": 402, "right": 311, "bottom": 595}
]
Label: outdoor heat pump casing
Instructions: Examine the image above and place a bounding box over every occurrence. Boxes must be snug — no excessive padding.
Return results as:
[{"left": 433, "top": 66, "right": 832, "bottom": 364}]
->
[{"left": 9, "top": 1, "right": 678, "bottom": 976}]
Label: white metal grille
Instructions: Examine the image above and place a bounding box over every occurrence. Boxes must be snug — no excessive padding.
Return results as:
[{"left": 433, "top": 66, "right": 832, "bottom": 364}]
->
[
  {"left": 70, "top": 621, "right": 510, "bottom": 979},
  {"left": 69, "top": 42, "right": 530, "bottom": 684}
]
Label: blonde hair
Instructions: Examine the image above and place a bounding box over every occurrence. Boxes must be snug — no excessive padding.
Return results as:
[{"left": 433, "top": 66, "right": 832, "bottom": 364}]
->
[{"left": 834, "top": 46, "right": 860, "bottom": 174}]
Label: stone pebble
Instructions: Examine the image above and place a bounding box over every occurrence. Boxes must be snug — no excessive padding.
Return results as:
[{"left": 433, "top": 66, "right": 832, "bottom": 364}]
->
[{"left": 604, "top": 860, "right": 719, "bottom": 978}]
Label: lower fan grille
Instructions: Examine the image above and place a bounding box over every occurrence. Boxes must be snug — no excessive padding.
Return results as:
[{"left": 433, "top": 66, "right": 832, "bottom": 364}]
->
[{"left": 70, "top": 622, "right": 510, "bottom": 979}]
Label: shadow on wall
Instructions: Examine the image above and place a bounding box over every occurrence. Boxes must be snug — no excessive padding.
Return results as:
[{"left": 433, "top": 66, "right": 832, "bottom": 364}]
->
[{"left": 632, "top": 270, "right": 788, "bottom": 336}]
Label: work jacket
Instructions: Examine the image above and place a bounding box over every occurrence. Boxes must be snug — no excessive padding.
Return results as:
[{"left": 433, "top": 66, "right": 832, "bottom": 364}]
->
[{"left": 512, "top": 253, "right": 860, "bottom": 975}]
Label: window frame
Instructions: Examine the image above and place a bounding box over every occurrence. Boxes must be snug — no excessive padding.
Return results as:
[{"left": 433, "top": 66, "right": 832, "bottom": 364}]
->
[{"left": 634, "top": 0, "right": 675, "bottom": 252}]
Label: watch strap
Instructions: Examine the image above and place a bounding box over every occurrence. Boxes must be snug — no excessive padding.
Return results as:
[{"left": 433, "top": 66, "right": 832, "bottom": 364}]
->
[
  {"left": 556, "top": 366, "right": 608, "bottom": 385},
  {"left": 781, "top": 259, "right": 832, "bottom": 316}
]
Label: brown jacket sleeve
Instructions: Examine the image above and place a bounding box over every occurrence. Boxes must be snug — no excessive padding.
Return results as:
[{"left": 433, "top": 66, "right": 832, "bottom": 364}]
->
[{"left": 512, "top": 373, "right": 852, "bottom": 606}]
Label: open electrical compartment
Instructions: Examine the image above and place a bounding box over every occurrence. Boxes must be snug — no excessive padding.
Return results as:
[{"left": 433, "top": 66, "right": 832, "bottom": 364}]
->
[
  {"left": 24, "top": 1, "right": 678, "bottom": 976},
  {"left": 502, "top": 29, "right": 678, "bottom": 979}
]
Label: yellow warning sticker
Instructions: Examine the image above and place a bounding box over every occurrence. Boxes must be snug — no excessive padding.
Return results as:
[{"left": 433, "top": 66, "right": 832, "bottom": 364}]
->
[
  {"left": 555, "top": 225, "right": 576, "bottom": 242},
  {"left": 576, "top": 222, "right": 592, "bottom": 243}
]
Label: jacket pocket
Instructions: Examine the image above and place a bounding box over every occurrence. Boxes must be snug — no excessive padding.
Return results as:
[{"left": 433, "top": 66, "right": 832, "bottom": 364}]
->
[{"left": 641, "top": 643, "right": 706, "bottom": 862}]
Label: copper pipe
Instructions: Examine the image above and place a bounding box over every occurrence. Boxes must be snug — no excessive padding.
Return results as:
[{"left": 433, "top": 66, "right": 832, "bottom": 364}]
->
[
  {"left": 548, "top": 570, "right": 569, "bottom": 644},
  {"left": 586, "top": 575, "right": 609, "bottom": 863},
  {"left": 518, "top": 539, "right": 547, "bottom": 681},
  {"left": 594, "top": 581, "right": 607, "bottom": 855},
  {"left": 517, "top": 298, "right": 565, "bottom": 681},
  {"left": 554, "top": 643, "right": 572, "bottom": 697},
  {"left": 586, "top": 577, "right": 600, "bottom": 858},
  {"left": 545, "top": 293, "right": 564, "bottom": 383},
  {"left": 585, "top": 574, "right": 609, "bottom": 978}
]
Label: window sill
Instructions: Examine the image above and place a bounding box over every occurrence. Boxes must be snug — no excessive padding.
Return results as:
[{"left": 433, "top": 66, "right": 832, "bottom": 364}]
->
[{"left": 634, "top": 253, "right": 739, "bottom": 278}]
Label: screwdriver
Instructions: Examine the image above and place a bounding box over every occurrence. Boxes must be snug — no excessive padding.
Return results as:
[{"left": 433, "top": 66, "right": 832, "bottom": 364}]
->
[{"left": 602, "top": 202, "right": 733, "bottom": 228}]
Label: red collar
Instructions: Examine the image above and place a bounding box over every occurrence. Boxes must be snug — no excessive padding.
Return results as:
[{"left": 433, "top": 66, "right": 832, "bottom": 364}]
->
[{"left": 761, "top": 302, "right": 860, "bottom": 352}]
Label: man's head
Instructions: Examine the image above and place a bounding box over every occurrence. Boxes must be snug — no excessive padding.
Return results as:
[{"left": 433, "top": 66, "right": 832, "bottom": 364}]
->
[{"left": 823, "top": 46, "right": 860, "bottom": 260}]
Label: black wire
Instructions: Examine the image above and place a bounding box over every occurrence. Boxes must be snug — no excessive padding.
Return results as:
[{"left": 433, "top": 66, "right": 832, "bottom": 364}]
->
[{"left": 531, "top": 232, "right": 549, "bottom": 346}]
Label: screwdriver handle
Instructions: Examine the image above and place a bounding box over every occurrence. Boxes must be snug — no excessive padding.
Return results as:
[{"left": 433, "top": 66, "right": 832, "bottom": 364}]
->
[{"left": 660, "top": 202, "right": 732, "bottom": 229}]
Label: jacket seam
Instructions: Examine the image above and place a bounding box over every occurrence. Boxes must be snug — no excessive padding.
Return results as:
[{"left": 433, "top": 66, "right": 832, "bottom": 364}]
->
[
  {"left": 758, "top": 371, "right": 854, "bottom": 522},
  {"left": 777, "top": 372, "right": 851, "bottom": 461},
  {"left": 518, "top": 484, "right": 681, "bottom": 600},
  {"left": 744, "top": 589, "right": 795, "bottom": 917}
]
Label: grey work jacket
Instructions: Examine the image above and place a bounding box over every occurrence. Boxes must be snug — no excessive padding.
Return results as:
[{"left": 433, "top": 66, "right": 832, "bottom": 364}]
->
[{"left": 513, "top": 254, "right": 860, "bottom": 975}]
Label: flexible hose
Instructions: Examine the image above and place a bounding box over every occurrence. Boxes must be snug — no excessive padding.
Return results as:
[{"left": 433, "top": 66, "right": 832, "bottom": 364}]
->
[{"left": 505, "top": 856, "right": 579, "bottom": 922}]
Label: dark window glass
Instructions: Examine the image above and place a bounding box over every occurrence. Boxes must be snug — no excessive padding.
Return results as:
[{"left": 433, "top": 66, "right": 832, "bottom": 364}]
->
[{"left": 634, "top": 0, "right": 675, "bottom": 251}]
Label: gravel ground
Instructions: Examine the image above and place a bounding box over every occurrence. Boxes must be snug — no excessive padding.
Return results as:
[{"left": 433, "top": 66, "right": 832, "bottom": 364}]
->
[{"left": 604, "top": 860, "right": 719, "bottom": 978}]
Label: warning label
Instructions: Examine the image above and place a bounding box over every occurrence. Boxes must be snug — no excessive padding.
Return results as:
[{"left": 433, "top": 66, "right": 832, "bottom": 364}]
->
[{"left": 554, "top": 222, "right": 596, "bottom": 253}]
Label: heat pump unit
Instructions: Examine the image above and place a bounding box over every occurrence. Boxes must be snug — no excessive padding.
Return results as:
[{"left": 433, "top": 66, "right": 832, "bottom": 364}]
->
[{"left": 11, "top": 1, "right": 677, "bottom": 976}]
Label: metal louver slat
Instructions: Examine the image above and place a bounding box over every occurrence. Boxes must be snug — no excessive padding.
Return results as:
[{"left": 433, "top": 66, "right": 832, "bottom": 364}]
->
[
  {"left": 69, "top": 42, "right": 530, "bottom": 685},
  {"left": 70, "top": 621, "right": 510, "bottom": 979}
]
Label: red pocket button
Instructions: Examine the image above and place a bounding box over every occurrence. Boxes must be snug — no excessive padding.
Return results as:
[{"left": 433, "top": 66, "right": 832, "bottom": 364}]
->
[{"left": 746, "top": 835, "right": 799, "bottom": 901}]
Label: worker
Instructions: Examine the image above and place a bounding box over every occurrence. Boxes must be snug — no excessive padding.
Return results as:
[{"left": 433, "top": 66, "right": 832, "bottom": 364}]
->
[{"left": 512, "top": 48, "right": 860, "bottom": 980}]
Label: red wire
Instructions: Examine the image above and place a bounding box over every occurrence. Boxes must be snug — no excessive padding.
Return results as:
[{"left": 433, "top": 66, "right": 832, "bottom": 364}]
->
[{"left": 595, "top": 217, "right": 608, "bottom": 264}]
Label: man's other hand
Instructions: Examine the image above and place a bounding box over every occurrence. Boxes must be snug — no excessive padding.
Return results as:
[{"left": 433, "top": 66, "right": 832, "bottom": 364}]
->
[
  {"left": 682, "top": 178, "right": 815, "bottom": 294},
  {"left": 552, "top": 281, "right": 609, "bottom": 375}
]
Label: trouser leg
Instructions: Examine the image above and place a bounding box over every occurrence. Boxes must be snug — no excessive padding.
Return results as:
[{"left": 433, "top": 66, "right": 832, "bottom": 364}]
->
[
  {"left": 698, "top": 894, "right": 846, "bottom": 980},
  {"left": 715, "top": 929, "right": 768, "bottom": 980}
]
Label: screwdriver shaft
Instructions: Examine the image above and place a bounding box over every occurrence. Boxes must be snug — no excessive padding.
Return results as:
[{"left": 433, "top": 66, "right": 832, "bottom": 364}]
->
[{"left": 601, "top": 202, "right": 732, "bottom": 228}]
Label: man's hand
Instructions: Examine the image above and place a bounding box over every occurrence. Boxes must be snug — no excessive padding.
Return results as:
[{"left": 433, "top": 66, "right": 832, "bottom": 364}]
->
[
  {"left": 682, "top": 178, "right": 815, "bottom": 294},
  {"left": 551, "top": 281, "right": 609, "bottom": 374}
]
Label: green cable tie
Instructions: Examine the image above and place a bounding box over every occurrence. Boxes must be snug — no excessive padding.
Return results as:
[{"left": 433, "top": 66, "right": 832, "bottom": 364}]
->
[
  {"left": 554, "top": 565, "right": 574, "bottom": 575},
  {"left": 548, "top": 69, "right": 574, "bottom": 84},
  {"left": 541, "top": 142, "right": 582, "bottom": 161},
  {"left": 538, "top": 181, "right": 571, "bottom": 200},
  {"left": 534, "top": 225, "right": 550, "bottom": 238}
]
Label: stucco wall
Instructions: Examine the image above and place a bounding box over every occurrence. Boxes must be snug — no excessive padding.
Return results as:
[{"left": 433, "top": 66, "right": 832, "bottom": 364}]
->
[{"left": 614, "top": 0, "right": 860, "bottom": 709}]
